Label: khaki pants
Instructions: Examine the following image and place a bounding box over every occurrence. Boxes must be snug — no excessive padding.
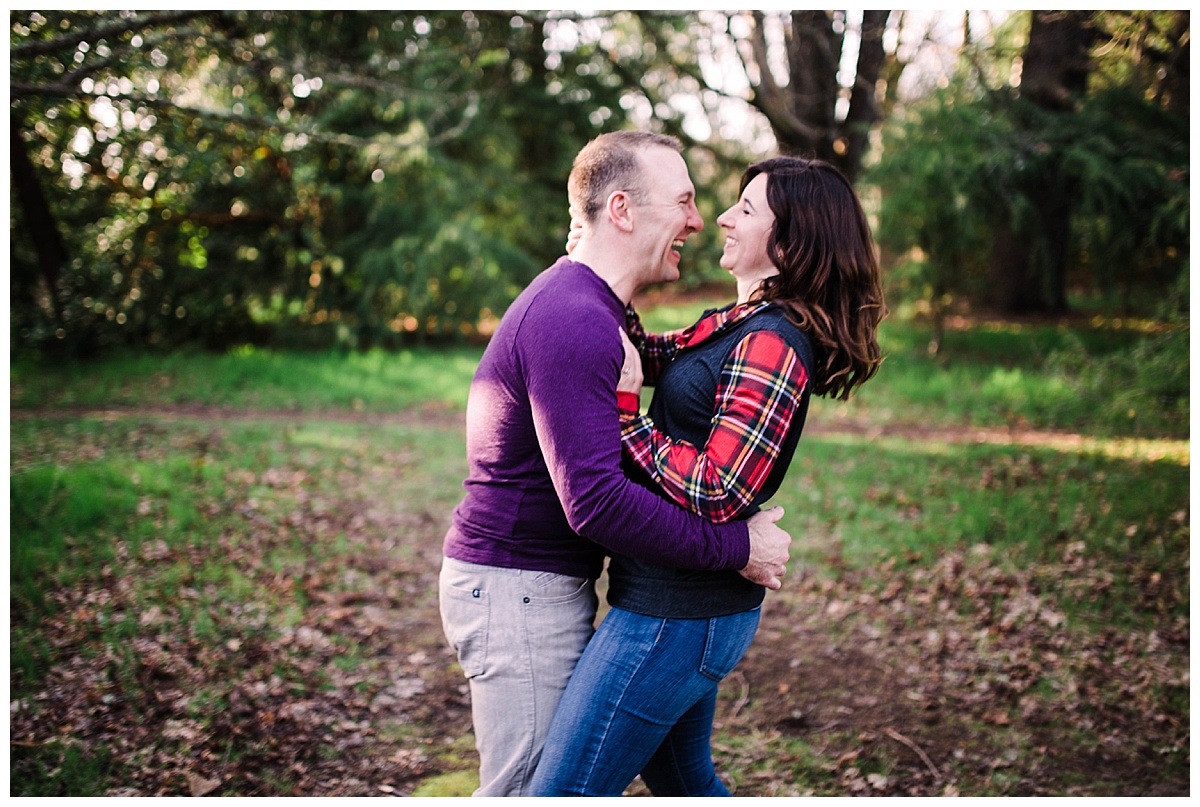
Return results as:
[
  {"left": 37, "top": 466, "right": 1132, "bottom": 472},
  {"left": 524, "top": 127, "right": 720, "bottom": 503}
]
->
[{"left": 438, "top": 556, "right": 598, "bottom": 796}]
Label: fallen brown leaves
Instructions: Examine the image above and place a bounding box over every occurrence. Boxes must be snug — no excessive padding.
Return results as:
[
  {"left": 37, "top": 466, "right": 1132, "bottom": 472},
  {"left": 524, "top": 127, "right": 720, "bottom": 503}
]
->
[
  {"left": 9, "top": 417, "right": 1190, "bottom": 797},
  {"left": 730, "top": 538, "right": 1190, "bottom": 796},
  {"left": 10, "top": 442, "right": 471, "bottom": 797}
]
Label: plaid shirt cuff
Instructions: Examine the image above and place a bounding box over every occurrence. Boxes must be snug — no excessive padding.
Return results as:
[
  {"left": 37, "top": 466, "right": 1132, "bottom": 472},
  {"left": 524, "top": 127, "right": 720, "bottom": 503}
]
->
[{"left": 616, "top": 391, "right": 641, "bottom": 415}]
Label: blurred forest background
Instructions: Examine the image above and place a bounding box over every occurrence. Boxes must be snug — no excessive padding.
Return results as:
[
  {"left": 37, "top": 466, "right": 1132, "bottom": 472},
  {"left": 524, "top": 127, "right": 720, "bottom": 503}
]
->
[{"left": 10, "top": 10, "right": 1190, "bottom": 358}]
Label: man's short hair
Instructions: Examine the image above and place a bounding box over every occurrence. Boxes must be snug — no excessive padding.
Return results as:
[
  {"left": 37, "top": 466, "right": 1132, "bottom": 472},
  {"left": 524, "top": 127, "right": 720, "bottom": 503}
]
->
[{"left": 568, "top": 131, "right": 682, "bottom": 223}]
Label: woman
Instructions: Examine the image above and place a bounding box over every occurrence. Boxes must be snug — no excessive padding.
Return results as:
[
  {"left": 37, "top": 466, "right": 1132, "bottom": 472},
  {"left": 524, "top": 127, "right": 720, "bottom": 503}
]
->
[{"left": 530, "top": 157, "right": 886, "bottom": 796}]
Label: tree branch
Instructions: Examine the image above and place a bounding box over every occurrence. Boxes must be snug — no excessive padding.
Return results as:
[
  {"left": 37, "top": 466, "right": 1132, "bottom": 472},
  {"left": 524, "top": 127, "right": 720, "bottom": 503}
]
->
[
  {"left": 10, "top": 84, "right": 480, "bottom": 152},
  {"left": 747, "top": 12, "right": 784, "bottom": 109},
  {"left": 630, "top": 12, "right": 747, "bottom": 106},
  {"left": 745, "top": 11, "right": 827, "bottom": 146},
  {"left": 10, "top": 11, "right": 216, "bottom": 60}
]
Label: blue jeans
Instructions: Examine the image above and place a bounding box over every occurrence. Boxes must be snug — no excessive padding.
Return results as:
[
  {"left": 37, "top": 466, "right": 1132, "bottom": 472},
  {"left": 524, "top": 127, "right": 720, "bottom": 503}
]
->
[{"left": 529, "top": 605, "right": 761, "bottom": 796}]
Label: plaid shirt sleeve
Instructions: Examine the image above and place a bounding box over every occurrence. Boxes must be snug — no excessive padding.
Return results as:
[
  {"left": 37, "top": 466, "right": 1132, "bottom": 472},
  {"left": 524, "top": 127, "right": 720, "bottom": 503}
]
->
[{"left": 618, "top": 330, "right": 808, "bottom": 524}]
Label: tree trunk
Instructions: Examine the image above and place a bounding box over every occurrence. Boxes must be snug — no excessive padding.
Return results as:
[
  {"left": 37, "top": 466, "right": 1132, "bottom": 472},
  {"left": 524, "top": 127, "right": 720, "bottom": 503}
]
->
[
  {"left": 841, "top": 10, "right": 891, "bottom": 182},
  {"left": 747, "top": 11, "right": 893, "bottom": 183},
  {"left": 987, "top": 10, "right": 1094, "bottom": 314},
  {"left": 10, "top": 112, "right": 68, "bottom": 325},
  {"left": 1022, "top": 10, "right": 1094, "bottom": 111},
  {"left": 1157, "top": 11, "right": 1190, "bottom": 122},
  {"left": 782, "top": 10, "right": 840, "bottom": 162}
]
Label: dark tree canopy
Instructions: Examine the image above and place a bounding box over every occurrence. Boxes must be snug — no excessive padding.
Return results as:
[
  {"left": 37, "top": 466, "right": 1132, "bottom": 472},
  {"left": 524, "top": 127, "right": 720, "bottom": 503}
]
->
[
  {"left": 869, "top": 10, "right": 1188, "bottom": 324},
  {"left": 9, "top": 10, "right": 1189, "bottom": 357},
  {"left": 9, "top": 11, "right": 637, "bottom": 355}
]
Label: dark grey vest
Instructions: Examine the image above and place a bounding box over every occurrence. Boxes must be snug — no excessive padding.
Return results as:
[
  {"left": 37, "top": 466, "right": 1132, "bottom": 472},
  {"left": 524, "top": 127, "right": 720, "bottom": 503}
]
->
[{"left": 607, "top": 305, "right": 814, "bottom": 618}]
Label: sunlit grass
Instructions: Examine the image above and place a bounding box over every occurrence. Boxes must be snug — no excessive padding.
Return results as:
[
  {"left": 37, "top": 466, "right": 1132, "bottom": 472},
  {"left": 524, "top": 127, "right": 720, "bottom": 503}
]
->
[
  {"left": 10, "top": 299, "right": 1187, "bottom": 440},
  {"left": 10, "top": 345, "right": 484, "bottom": 413},
  {"left": 640, "top": 298, "right": 1185, "bottom": 438},
  {"left": 773, "top": 433, "right": 1188, "bottom": 629}
]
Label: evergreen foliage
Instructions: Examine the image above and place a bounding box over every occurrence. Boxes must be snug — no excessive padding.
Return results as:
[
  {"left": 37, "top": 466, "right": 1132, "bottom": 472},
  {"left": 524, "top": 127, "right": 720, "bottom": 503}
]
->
[
  {"left": 9, "top": 11, "right": 629, "bottom": 356},
  {"left": 868, "top": 11, "right": 1189, "bottom": 321},
  {"left": 9, "top": 11, "right": 1190, "bottom": 357}
]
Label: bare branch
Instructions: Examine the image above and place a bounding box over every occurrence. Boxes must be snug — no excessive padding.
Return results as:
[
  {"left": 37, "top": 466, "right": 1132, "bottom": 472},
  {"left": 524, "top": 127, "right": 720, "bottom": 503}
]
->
[
  {"left": 630, "top": 12, "right": 746, "bottom": 106},
  {"left": 10, "top": 11, "right": 216, "bottom": 60},
  {"left": 588, "top": 31, "right": 744, "bottom": 170},
  {"left": 747, "top": 11, "right": 782, "bottom": 101},
  {"left": 744, "top": 12, "right": 826, "bottom": 145},
  {"left": 884, "top": 728, "right": 942, "bottom": 782}
]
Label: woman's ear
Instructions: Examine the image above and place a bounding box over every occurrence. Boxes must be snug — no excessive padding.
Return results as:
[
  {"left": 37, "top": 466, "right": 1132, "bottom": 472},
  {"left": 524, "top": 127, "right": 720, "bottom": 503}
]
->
[{"left": 605, "top": 190, "right": 636, "bottom": 233}]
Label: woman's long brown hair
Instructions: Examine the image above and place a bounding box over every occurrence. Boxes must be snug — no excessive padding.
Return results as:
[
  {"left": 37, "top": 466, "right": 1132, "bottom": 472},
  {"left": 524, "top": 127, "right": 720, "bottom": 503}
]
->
[{"left": 747, "top": 157, "right": 886, "bottom": 400}]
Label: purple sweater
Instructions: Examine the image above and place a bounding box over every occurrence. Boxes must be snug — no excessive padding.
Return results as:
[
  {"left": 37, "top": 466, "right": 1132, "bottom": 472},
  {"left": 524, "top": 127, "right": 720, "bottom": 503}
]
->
[{"left": 443, "top": 258, "right": 751, "bottom": 579}]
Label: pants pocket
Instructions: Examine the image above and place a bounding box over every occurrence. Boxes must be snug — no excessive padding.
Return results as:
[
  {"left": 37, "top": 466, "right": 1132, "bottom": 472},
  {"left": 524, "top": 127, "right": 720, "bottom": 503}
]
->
[
  {"left": 528, "top": 571, "right": 594, "bottom": 604},
  {"left": 697, "top": 607, "right": 761, "bottom": 682},
  {"left": 440, "top": 582, "right": 490, "bottom": 679}
]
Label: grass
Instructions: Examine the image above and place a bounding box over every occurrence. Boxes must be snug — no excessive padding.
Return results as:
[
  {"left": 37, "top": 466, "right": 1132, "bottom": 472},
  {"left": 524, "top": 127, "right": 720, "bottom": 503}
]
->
[
  {"left": 8, "top": 301, "right": 1190, "bottom": 796},
  {"left": 14, "top": 308, "right": 1184, "bottom": 440},
  {"left": 10, "top": 740, "right": 117, "bottom": 797},
  {"left": 641, "top": 298, "right": 1187, "bottom": 438},
  {"left": 10, "top": 344, "right": 484, "bottom": 413}
]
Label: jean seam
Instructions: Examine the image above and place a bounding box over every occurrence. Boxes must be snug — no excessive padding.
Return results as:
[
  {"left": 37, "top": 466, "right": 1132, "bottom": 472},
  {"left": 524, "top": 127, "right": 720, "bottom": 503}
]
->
[
  {"left": 578, "top": 614, "right": 667, "bottom": 792},
  {"left": 698, "top": 617, "right": 721, "bottom": 682}
]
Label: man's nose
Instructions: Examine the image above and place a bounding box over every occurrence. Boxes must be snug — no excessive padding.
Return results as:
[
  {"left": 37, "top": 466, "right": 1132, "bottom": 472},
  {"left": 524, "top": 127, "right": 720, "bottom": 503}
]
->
[{"left": 686, "top": 201, "right": 704, "bottom": 233}]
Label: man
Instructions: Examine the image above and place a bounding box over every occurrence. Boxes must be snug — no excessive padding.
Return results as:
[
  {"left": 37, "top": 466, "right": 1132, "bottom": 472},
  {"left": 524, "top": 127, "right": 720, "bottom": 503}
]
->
[{"left": 438, "top": 131, "right": 791, "bottom": 796}]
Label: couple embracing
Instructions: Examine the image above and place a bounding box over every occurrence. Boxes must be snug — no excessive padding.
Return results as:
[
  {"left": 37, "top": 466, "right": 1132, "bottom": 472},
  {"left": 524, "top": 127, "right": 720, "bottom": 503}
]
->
[{"left": 439, "top": 131, "right": 885, "bottom": 796}]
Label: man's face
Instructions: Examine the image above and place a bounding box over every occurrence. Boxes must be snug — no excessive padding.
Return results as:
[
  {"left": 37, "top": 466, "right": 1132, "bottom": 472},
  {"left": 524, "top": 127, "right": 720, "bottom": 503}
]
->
[{"left": 630, "top": 147, "right": 704, "bottom": 287}]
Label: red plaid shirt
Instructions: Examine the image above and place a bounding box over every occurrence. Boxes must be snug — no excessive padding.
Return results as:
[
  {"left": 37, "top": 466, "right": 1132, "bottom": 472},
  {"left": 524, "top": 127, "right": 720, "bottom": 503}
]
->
[{"left": 619, "top": 302, "right": 809, "bottom": 524}]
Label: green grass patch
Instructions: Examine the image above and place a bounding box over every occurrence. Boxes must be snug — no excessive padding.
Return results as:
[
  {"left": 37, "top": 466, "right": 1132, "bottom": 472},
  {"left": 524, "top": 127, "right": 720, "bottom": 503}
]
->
[
  {"left": 839, "top": 318, "right": 1186, "bottom": 437},
  {"left": 644, "top": 298, "right": 1185, "bottom": 438},
  {"left": 11, "top": 304, "right": 1187, "bottom": 439},
  {"left": 11, "top": 464, "right": 135, "bottom": 610},
  {"left": 10, "top": 345, "right": 484, "bottom": 413},
  {"left": 410, "top": 770, "right": 479, "bottom": 797},
  {"left": 773, "top": 434, "right": 1188, "bottom": 632},
  {"left": 10, "top": 739, "right": 119, "bottom": 797}
]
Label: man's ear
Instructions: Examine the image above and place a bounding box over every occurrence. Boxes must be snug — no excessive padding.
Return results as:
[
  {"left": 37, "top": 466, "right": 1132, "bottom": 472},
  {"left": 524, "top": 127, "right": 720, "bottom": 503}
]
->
[{"left": 605, "top": 190, "right": 636, "bottom": 233}]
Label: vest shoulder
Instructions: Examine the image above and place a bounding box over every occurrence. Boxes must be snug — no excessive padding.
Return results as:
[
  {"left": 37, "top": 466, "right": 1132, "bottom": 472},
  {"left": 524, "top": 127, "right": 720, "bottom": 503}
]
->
[{"left": 742, "top": 306, "right": 813, "bottom": 360}]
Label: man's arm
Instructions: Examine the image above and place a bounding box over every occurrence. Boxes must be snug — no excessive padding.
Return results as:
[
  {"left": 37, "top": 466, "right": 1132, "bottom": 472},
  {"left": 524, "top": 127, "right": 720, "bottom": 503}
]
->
[{"left": 522, "top": 300, "right": 789, "bottom": 580}]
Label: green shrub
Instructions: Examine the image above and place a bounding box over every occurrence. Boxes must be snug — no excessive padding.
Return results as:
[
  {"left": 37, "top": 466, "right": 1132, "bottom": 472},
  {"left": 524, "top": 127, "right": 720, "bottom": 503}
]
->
[{"left": 1045, "top": 271, "right": 1189, "bottom": 437}]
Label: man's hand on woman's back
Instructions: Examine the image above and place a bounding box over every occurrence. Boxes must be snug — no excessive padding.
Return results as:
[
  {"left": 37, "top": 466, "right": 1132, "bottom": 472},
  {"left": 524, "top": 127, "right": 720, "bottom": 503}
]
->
[{"left": 740, "top": 506, "right": 791, "bottom": 590}]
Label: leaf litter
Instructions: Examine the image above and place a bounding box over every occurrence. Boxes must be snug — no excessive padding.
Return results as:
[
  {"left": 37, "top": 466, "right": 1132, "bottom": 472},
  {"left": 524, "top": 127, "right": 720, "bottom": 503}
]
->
[{"left": 9, "top": 415, "right": 1189, "bottom": 796}]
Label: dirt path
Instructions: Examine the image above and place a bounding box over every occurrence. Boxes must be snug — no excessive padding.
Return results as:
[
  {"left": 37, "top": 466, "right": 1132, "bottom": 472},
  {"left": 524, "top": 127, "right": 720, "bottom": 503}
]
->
[{"left": 13, "top": 404, "right": 1187, "bottom": 463}]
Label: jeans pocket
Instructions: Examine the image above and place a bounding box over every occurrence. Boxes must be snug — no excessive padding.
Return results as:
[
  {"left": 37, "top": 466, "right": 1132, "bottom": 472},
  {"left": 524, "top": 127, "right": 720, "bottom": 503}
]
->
[
  {"left": 698, "top": 607, "right": 761, "bottom": 682},
  {"left": 440, "top": 583, "right": 490, "bottom": 679}
]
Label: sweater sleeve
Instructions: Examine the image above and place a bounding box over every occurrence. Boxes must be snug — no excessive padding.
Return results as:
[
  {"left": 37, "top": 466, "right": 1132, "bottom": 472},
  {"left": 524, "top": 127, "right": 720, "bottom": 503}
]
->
[
  {"left": 520, "top": 298, "right": 750, "bottom": 571},
  {"left": 619, "top": 330, "right": 807, "bottom": 524}
]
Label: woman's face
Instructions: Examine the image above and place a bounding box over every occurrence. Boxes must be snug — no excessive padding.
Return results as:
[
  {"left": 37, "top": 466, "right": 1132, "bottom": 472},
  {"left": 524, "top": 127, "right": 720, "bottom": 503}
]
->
[{"left": 716, "top": 172, "right": 779, "bottom": 287}]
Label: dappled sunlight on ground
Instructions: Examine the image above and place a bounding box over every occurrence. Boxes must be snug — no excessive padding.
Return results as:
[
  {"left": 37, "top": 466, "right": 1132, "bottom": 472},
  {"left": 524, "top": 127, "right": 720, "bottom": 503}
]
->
[{"left": 806, "top": 412, "right": 1189, "bottom": 465}]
